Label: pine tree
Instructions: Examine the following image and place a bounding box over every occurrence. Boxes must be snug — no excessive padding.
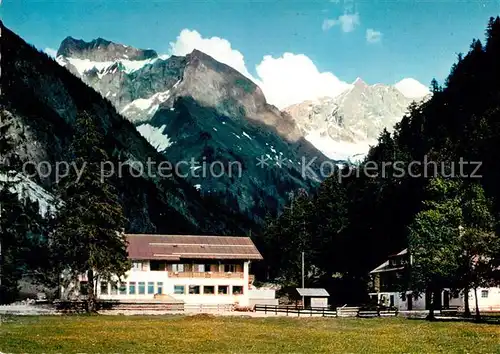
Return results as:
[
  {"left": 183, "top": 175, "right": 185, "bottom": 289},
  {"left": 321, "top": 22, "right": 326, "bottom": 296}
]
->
[
  {"left": 430, "top": 78, "right": 441, "bottom": 93},
  {"left": 51, "top": 111, "right": 129, "bottom": 312}
]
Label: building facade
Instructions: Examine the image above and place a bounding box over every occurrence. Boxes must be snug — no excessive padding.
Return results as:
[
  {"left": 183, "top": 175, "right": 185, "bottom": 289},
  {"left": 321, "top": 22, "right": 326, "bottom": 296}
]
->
[
  {"left": 63, "top": 234, "right": 266, "bottom": 307},
  {"left": 369, "top": 249, "right": 500, "bottom": 312}
]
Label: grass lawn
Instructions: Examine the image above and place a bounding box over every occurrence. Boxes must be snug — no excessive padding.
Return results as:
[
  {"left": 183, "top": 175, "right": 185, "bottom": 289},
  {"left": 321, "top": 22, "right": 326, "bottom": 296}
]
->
[{"left": 0, "top": 315, "right": 499, "bottom": 353}]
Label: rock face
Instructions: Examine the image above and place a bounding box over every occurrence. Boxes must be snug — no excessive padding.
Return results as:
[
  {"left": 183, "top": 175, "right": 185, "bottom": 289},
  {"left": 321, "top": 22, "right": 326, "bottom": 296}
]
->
[
  {"left": 284, "top": 78, "right": 431, "bottom": 161},
  {"left": 57, "top": 36, "right": 158, "bottom": 61},
  {"left": 54, "top": 36, "right": 330, "bottom": 225},
  {"left": 0, "top": 22, "right": 261, "bottom": 234}
]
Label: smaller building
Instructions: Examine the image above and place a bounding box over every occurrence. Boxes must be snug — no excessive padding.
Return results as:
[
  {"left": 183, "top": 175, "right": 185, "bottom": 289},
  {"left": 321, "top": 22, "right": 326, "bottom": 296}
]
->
[
  {"left": 296, "top": 288, "right": 330, "bottom": 308},
  {"left": 369, "top": 248, "right": 500, "bottom": 312}
]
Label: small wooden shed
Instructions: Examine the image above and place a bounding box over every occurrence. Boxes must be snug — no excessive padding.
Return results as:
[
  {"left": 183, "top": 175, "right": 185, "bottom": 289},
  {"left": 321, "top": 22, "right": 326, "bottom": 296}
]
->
[{"left": 296, "top": 288, "right": 330, "bottom": 308}]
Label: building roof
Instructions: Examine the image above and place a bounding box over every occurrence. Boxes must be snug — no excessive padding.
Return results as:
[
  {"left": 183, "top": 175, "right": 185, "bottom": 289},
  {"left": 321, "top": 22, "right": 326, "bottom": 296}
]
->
[
  {"left": 391, "top": 248, "right": 408, "bottom": 257},
  {"left": 126, "top": 234, "right": 263, "bottom": 261},
  {"left": 369, "top": 248, "right": 408, "bottom": 274},
  {"left": 296, "top": 288, "right": 330, "bottom": 297}
]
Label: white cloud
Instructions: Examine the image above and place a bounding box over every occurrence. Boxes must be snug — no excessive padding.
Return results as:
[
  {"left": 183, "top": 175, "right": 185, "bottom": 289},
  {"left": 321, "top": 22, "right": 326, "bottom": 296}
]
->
[
  {"left": 44, "top": 47, "right": 57, "bottom": 58},
  {"left": 169, "top": 29, "right": 350, "bottom": 109},
  {"left": 366, "top": 29, "right": 382, "bottom": 43},
  {"left": 168, "top": 29, "right": 253, "bottom": 80},
  {"left": 255, "top": 53, "right": 350, "bottom": 109},
  {"left": 322, "top": 13, "right": 360, "bottom": 32}
]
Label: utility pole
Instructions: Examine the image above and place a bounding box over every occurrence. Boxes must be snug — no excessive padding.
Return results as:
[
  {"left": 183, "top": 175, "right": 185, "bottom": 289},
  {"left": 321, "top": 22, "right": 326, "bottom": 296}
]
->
[
  {"left": 0, "top": 201, "right": 2, "bottom": 292},
  {"left": 301, "top": 251, "right": 304, "bottom": 308}
]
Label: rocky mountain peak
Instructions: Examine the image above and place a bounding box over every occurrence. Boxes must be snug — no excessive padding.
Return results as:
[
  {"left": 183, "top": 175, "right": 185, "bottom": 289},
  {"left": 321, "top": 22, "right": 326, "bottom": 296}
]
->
[
  {"left": 187, "top": 48, "right": 214, "bottom": 62},
  {"left": 394, "top": 78, "right": 431, "bottom": 99},
  {"left": 284, "top": 78, "right": 429, "bottom": 161},
  {"left": 57, "top": 36, "right": 158, "bottom": 62},
  {"left": 352, "top": 77, "right": 368, "bottom": 88}
]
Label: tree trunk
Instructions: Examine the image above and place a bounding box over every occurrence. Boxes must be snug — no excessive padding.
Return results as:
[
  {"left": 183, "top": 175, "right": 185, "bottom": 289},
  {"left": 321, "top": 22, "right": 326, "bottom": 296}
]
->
[
  {"left": 87, "top": 269, "right": 96, "bottom": 313},
  {"left": 474, "top": 287, "right": 480, "bottom": 321},
  {"left": 464, "top": 287, "right": 471, "bottom": 317},
  {"left": 426, "top": 290, "right": 435, "bottom": 321}
]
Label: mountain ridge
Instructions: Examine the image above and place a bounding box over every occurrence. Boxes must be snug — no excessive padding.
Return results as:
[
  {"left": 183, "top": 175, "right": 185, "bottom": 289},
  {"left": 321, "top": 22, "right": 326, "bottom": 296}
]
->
[{"left": 57, "top": 36, "right": 158, "bottom": 61}]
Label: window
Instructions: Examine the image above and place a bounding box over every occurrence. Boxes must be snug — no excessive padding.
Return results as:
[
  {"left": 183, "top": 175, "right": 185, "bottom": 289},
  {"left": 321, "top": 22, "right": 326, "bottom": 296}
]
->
[
  {"left": 203, "top": 286, "right": 215, "bottom": 294},
  {"left": 189, "top": 285, "right": 200, "bottom": 294},
  {"left": 80, "top": 281, "right": 88, "bottom": 295},
  {"left": 100, "top": 282, "right": 109, "bottom": 295},
  {"left": 138, "top": 282, "right": 146, "bottom": 294},
  {"left": 481, "top": 290, "right": 489, "bottom": 298},
  {"left": 218, "top": 285, "right": 229, "bottom": 295},
  {"left": 232, "top": 286, "right": 243, "bottom": 295},
  {"left": 172, "top": 264, "right": 184, "bottom": 272},
  {"left": 150, "top": 261, "right": 167, "bottom": 271},
  {"left": 196, "top": 264, "right": 213, "bottom": 272},
  {"left": 132, "top": 262, "right": 145, "bottom": 271},
  {"left": 119, "top": 283, "right": 127, "bottom": 295},
  {"left": 174, "top": 285, "right": 185, "bottom": 295},
  {"left": 157, "top": 282, "right": 163, "bottom": 295},
  {"left": 110, "top": 282, "right": 118, "bottom": 295},
  {"left": 195, "top": 264, "right": 213, "bottom": 272},
  {"left": 129, "top": 282, "right": 136, "bottom": 295},
  {"left": 224, "top": 264, "right": 236, "bottom": 272},
  {"left": 148, "top": 282, "right": 155, "bottom": 294}
]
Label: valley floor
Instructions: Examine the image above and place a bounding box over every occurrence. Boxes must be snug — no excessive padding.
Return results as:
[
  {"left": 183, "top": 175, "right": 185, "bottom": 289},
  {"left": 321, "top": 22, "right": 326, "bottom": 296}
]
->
[{"left": 0, "top": 315, "right": 499, "bottom": 353}]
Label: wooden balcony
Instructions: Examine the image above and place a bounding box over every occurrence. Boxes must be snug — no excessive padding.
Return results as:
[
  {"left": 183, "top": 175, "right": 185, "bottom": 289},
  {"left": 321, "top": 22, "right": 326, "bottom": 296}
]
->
[{"left": 168, "top": 271, "right": 244, "bottom": 279}]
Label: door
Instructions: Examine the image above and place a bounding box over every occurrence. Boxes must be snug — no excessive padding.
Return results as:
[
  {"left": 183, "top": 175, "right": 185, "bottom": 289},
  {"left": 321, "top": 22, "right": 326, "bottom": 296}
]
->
[
  {"left": 425, "top": 289, "right": 432, "bottom": 310},
  {"left": 443, "top": 290, "right": 450, "bottom": 309}
]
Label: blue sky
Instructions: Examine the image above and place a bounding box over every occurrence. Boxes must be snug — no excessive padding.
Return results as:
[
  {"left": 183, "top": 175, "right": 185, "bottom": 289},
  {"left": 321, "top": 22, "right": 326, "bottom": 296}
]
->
[{"left": 3, "top": 0, "right": 500, "bottom": 106}]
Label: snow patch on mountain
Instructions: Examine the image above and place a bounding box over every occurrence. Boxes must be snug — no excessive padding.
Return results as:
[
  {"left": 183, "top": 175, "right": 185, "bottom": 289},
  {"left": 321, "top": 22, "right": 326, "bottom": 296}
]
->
[
  {"left": 0, "top": 173, "right": 57, "bottom": 216},
  {"left": 120, "top": 90, "right": 171, "bottom": 122},
  {"left": 136, "top": 124, "right": 173, "bottom": 152},
  {"left": 57, "top": 56, "right": 165, "bottom": 77},
  {"left": 305, "top": 132, "right": 371, "bottom": 162},
  {"left": 242, "top": 131, "right": 252, "bottom": 140}
]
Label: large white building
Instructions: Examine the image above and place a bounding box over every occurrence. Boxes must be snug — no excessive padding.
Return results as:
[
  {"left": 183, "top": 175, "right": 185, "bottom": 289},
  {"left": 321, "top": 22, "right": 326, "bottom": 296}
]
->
[
  {"left": 63, "top": 234, "right": 273, "bottom": 307},
  {"left": 369, "top": 249, "right": 500, "bottom": 312}
]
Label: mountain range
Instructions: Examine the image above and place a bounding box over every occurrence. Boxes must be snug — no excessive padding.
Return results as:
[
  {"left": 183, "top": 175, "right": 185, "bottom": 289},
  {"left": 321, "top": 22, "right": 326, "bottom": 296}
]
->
[
  {"left": 1, "top": 23, "right": 431, "bottom": 234},
  {"left": 54, "top": 36, "right": 430, "bottom": 163},
  {"left": 284, "top": 78, "right": 431, "bottom": 161}
]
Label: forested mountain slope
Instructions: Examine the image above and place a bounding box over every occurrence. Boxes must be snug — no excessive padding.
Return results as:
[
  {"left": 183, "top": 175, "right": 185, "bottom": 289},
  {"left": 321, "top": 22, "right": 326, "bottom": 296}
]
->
[{"left": 0, "top": 21, "right": 256, "bottom": 235}]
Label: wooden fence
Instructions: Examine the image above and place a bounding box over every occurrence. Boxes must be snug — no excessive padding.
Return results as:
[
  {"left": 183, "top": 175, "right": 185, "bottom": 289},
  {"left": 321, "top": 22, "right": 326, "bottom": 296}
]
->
[
  {"left": 254, "top": 305, "right": 398, "bottom": 318},
  {"left": 54, "top": 300, "right": 235, "bottom": 314},
  {"left": 254, "top": 304, "right": 337, "bottom": 317}
]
